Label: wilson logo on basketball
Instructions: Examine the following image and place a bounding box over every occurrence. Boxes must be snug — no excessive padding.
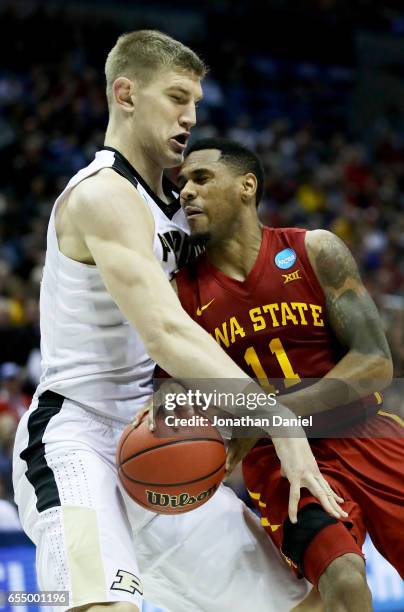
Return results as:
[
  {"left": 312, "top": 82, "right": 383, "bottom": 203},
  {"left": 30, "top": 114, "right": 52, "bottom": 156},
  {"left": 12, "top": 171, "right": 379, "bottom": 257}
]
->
[{"left": 146, "top": 485, "right": 218, "bottom": 509}]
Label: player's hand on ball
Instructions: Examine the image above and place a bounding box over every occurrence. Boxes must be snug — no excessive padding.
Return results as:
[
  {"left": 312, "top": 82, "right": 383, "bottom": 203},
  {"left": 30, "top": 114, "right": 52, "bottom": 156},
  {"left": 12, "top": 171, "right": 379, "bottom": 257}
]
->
[
  {"left": 132, "top": 381, "right": 192, "bottom": 432},
  {"left": 272, "top": 437, "right": 348, "bottom": 524},
  {"left": 225, "top": 437, "right": 258, "bottom": 477},
  {"left": 132, "top": 395, "right": 155, "bottom": 431}
]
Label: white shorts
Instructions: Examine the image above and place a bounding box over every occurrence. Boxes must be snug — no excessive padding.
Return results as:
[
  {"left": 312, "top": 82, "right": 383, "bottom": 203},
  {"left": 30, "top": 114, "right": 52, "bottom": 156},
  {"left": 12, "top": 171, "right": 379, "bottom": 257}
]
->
[{"left": 13, "top": 392, "right": 310, "bottom": 612}]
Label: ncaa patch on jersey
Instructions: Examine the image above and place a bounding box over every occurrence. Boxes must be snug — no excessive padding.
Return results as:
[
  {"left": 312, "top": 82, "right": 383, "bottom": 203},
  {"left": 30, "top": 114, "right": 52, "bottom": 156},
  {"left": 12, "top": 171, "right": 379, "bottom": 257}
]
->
[{"left": 275, "top": 248, "right": 297, "bottom": 270}]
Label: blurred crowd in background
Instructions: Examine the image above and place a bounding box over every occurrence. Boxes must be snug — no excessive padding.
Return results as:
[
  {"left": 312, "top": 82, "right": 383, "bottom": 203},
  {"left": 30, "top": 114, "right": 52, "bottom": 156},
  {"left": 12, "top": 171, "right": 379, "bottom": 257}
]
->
[{"left": 0, "top": 0, "right": 404, "bottom": 509}]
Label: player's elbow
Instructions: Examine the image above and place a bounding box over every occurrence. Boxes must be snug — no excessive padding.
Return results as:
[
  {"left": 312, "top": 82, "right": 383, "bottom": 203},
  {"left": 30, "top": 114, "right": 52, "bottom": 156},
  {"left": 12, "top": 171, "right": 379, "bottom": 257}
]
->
[
  {"left": 364, "top": 353, "right": 393, "bottom": 390},
  {"left": 141, "top": 315, "right": 185, "bottom": 365}
]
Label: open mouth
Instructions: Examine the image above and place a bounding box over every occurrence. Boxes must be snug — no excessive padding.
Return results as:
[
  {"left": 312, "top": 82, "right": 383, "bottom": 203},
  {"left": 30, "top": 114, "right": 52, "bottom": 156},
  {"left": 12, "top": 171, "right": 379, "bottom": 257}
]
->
[{"left": 170, "top": 132, "right": 189, "bottom": 151}]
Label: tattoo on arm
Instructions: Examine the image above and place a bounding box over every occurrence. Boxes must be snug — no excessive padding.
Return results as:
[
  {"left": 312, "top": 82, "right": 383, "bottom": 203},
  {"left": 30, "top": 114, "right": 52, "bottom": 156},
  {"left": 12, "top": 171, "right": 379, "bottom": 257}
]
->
[
  {"left": 312, "top": 232, "right": 391, "bottom": 360},
  {"left": 325, "top": 289, "right": 391, "bottom": 359},
  {"left": 314, "top": 234, "right": 361, "bottom": 289}
]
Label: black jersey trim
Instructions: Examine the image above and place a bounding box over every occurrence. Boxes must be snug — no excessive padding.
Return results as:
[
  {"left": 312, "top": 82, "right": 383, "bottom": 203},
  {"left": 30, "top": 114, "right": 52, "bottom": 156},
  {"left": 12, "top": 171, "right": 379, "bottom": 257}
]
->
[
  {"left": 103, "top": 146, "right": 181, "bottom": 220},
  {"left": 20, "top": 391, "right": 64, "bottom": 513}
]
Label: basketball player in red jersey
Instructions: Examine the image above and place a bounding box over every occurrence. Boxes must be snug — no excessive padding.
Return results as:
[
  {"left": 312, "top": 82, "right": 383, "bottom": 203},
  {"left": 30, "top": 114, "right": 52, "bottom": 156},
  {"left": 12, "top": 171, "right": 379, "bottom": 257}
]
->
[{"left": 173, "top": 138, "right": 404, "bottom": 612}]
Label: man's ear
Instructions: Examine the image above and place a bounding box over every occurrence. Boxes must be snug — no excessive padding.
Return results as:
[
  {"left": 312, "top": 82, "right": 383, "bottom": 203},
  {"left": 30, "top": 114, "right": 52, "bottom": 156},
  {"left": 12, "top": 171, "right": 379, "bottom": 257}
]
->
[
  {"left": 240, "top": 173, "right": 257, "bottom": 203},
  {"left": 112, "top": 77, "right": 135, "bottom": 112}
]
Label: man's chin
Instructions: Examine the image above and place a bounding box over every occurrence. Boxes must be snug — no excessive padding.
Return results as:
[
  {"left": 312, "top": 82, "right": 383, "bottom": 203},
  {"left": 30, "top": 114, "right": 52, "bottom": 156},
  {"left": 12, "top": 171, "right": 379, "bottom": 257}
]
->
[{"left": 165, "top": 145, "right": 184, "bottom": 167}]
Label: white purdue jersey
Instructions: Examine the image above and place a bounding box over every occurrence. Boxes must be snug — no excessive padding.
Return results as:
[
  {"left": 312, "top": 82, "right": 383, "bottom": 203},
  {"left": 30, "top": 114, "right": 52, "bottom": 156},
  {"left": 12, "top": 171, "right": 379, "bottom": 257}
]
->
[
  {"left": 14, "top": 146, "right": 311, "bottom": 612},
  {"left": 36, "top": 147, "right": 197, "bottom": 422}
]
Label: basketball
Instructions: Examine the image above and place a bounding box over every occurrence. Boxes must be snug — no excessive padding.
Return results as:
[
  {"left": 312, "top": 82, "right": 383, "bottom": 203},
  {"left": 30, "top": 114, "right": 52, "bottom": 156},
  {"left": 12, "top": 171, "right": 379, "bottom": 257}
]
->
[{"left": 116, "top": 412, "right": 226, "bottom": 514}]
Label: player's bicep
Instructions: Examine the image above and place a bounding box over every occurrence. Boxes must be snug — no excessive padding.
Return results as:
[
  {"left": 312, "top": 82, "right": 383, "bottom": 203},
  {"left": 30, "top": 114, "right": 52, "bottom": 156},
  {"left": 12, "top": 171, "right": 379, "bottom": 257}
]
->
[
  {"left": 70, "top": 170, "right": 155, "bottom": 257},
  {"left": 306, "top": 230, "right": 391, "bottom": 358},
  {"left": 68, "top": 173, "right": 182, "bottom": 337},
  {"left": 88, "top": 237, "right": 167, "bottom": 312}
]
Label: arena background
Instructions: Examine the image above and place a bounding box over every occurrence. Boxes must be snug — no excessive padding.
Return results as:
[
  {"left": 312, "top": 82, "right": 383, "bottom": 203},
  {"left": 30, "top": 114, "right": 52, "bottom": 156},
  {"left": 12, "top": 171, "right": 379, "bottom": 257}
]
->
[{"left": 0, "top": 0, "right": 403, "bottom": 610}]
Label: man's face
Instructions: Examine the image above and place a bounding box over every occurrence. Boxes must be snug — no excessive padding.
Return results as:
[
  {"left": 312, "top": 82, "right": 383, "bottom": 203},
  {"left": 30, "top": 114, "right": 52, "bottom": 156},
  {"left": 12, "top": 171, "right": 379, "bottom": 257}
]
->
[
  {"left": 132, "top": 69, "right": 203, "bottom": 168},
  {"left": 178, "top": 149, "right": 241, "bottom": 244}
]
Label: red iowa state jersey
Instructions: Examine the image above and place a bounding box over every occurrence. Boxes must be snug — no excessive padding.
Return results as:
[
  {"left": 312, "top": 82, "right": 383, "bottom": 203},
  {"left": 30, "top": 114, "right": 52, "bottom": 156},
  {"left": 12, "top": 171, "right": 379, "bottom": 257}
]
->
[{"left": 175, "top": 226, "right": 380, "bottom": 432}]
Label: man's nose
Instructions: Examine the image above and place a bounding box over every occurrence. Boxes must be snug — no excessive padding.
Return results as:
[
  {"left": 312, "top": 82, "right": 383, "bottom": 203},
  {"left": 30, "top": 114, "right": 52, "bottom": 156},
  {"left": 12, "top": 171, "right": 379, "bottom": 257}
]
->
[
  {"left": 180, "top": 183, "right": 196, "bottom": 201},
  {"left": 179, "top": 103, "right": 197, "bottom": 131}
]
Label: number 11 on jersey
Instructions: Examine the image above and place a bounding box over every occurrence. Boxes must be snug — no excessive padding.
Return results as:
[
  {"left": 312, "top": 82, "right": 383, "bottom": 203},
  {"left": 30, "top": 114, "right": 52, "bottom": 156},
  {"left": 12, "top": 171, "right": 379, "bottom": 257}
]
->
[{"left": 244, "top": 338, "right": 301, "bottom": 394}]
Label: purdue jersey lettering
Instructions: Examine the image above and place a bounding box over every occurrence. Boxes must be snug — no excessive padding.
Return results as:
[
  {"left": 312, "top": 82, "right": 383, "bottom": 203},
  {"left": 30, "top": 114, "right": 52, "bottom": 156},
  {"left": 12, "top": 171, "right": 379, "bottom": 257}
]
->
[
  {"left": 158, "top": 230, "right": 202, "bottom": 268},
  {"left": 111, "top": 570, "right": 143, "bottom": 595}
]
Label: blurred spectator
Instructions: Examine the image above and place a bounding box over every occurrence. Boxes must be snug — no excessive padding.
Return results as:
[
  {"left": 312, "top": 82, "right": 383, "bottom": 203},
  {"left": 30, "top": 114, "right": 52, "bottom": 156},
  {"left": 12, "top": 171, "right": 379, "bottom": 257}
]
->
[
  {"left": 0, "top": 363, "right": 31, "bottom": 423},
  {"left": 0, "top": 362, "right": 30, "bottom": 497},
  {"left": 0, "top": 476, "right": 21, "bottom": 530}
]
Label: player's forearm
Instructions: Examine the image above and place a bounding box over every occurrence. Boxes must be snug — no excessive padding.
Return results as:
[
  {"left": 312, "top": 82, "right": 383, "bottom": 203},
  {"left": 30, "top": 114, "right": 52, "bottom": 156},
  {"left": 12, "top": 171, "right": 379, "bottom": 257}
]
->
[
  {"left": 87, "top": 240, "right": 238, "bottom": 378},
  {"left": 149, "top": 314, "right": 249, "bottom": 380},
  {"left": 280, "top": 350, "right": 393, "bottom": 418}
]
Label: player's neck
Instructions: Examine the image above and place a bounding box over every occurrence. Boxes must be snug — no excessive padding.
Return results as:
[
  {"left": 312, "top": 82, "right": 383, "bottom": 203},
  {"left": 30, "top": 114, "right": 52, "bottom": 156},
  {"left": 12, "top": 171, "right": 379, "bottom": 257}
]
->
[
  {"left": 206, "top": 220, "right": 263, "bottom": 281},
  {"left": 104, "top": 125, "right": 166, "bottom": 200}
]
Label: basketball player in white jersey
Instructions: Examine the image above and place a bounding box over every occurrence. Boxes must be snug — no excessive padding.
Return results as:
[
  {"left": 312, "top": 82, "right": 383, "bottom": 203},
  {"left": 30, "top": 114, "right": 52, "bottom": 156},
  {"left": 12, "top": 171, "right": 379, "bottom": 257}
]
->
[{"left": 13, "top": 31, "right": 342, "bottom": 612}]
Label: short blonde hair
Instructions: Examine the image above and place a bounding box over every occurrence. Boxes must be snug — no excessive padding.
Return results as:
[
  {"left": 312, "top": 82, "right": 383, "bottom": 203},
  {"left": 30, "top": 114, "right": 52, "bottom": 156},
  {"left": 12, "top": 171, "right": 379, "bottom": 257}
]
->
[{"left": 105, "top": 30, "right": 207, "bottom": 107}]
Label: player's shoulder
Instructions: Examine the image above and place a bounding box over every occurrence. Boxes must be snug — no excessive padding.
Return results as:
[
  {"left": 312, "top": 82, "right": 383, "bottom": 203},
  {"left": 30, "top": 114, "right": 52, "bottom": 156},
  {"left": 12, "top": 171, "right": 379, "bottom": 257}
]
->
[
  {"left": 69, "top": 168, "right": 135, "bottom": 206},
  {"left": 66, "top": 167, "right": 151, "bottom": 227},
  {"left": 268, "top": 226, "right": 341, "bottom": 253},
  {"left": 304, "top": 229, "right": 344, "bottom": 257},
  {"left": 304, "top": 229, "right": 361, "bottom": 288},
  {"left": 267, "top": 227, "right": 348, "bottom": 271}
]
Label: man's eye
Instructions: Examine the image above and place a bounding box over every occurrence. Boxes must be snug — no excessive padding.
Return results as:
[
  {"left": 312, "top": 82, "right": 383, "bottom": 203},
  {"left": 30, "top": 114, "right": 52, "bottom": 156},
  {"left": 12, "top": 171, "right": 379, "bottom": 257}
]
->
[{"left": 170, "top": 95, "right": 184, "bottom": 103}]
